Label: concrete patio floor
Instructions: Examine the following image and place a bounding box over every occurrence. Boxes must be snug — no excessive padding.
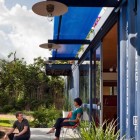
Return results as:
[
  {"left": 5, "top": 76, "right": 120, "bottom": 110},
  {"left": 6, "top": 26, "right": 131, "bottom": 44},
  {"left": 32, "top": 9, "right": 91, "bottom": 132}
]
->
[
  {"left": 30, "top": 128, "right": 80, "bottom": 140},
  {"left": 0, "top": 128, "right": 80, "bottom": 140}
]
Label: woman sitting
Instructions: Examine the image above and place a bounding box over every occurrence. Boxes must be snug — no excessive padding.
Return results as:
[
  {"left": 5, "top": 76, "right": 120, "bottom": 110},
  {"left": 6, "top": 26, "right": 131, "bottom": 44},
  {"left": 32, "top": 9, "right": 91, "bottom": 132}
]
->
[{"left": 47, "top": 97, "right": 83, "bottom": 140}]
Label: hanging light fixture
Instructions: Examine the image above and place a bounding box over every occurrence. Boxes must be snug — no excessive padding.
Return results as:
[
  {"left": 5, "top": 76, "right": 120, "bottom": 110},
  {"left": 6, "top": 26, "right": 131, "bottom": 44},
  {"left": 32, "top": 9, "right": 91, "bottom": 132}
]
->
[
  {"left": 46, "top": 3, "right": 55, "bottom": 21},
  {"left": 32, "top": 0, "right": 68, "bottom": 21},
  {"left": 39, "top": 43, "right": 61, "bottom": 51}
]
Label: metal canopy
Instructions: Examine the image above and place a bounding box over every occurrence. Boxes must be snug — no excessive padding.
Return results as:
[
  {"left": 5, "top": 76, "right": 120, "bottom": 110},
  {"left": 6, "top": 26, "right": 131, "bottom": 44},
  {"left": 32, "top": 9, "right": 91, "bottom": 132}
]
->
[
  {"left": 49, "top": 57, "right": 79, "bottom": 60},
  {"left": 47, "top": 0, "right": 122, "bottom": 75},
  {"left": 48, "top": 39, "right": 91, "bottom": 44},
  {"left": 52, "top": 7, "right": 101, "bottom": 58},
  {"left": 53, "top": 0, "right": 121, "bottom": 7},
  {"left": 46, "top": 64, "right": 72, "bottom": 76},
  {"left": 51, "top": 0, "right": 122, "bottom": 60}
]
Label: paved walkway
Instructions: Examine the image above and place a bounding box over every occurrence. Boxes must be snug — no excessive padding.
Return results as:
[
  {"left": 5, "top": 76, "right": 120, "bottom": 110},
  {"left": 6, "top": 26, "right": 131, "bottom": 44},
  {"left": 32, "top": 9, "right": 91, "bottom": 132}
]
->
[
  {"left": 30, "top": 128, "right": 80, "bottom": 140},
  {"left": 0, "top": 128, "right": 80, "bottom": 140}
]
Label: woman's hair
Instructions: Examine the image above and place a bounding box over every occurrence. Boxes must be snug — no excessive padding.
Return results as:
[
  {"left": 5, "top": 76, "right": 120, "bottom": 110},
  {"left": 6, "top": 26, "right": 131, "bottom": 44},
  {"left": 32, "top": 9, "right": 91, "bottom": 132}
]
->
[{"left": 74, "top": 97, "right": 82, "bottom": 106}]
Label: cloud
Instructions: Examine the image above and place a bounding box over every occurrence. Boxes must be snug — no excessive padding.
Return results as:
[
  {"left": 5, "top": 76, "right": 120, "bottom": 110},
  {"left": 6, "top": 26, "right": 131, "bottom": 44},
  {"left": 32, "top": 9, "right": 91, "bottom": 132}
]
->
[{"left": 0, "top": 0, "right": 53, "bottom": 64}]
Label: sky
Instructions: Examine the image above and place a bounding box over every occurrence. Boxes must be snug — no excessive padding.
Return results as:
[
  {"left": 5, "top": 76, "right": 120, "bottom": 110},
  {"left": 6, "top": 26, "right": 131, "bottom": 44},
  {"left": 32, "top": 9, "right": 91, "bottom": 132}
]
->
[{"left": 0, "top": 0, "right": 53, "bottom": 64}]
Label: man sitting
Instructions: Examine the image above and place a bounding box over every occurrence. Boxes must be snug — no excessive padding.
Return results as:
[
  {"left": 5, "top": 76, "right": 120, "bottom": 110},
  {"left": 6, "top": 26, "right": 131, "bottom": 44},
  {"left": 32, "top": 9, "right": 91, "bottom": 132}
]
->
[{"left": 4, "top": 111, "right": 30, "bottom": 140}]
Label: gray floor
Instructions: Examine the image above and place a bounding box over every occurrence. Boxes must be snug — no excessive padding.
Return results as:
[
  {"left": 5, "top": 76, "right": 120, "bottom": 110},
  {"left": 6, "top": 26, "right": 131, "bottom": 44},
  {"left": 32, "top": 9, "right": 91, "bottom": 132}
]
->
[{"left": 30, "top": 128, "right": 80, "bottom": 140}]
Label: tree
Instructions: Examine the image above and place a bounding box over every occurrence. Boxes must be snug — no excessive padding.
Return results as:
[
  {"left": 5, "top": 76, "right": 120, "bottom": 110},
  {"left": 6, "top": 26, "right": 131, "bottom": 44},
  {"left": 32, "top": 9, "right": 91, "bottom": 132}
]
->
[{"left": 0, "top": 53, "right": 64, "bottom": 112}]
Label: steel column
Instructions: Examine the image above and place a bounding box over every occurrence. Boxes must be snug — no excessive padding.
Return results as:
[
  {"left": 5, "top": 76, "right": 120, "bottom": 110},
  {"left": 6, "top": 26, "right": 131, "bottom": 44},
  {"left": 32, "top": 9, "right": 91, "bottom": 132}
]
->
[
  {"left": 100, "top": 43, "right": 103, "bottom": 125},
  {"left": 127, "top": 0, "right": 136, "bottom": 138},
  {"left": 119, "top": 2, "right": 127, "bottom": 137},
  {"left": 136, "top": 0, "right": 140, "bottom": 139},
  {"left": 93, "top": 51, "right": 96, "bottom": 122},
  {"left": 117, "top": 14, "right": 120, "bottom": 132},
  {"left": 119, "top": 0, "right": 137, "bottom": 138},
  {"left": 89, "top": 49, "right": 93, "bottom": 122}
]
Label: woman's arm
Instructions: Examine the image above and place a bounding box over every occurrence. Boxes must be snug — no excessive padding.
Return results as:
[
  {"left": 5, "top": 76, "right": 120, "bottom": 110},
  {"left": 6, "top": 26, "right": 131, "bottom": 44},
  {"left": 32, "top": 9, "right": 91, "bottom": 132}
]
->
[{"left": 63, "top": 113, "right": 82, "bottom": 123}]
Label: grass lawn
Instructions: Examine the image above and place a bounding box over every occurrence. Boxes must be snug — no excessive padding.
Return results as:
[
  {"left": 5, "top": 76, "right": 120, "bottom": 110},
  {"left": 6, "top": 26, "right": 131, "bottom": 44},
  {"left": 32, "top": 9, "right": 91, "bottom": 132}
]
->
[
  {"left": 0, "top": 122, "right": 12, "bottom": 127},
  {"left": 0, "top": 120, "right": 13, "bottom": 127},
  {"left": 0, "top": 114, "right": 16, "bottom": 128}
]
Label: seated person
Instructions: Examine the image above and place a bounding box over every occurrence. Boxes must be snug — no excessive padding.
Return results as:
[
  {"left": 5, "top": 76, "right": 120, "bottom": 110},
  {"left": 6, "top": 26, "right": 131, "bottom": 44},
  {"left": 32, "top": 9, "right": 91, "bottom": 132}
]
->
[
  {"left": 4, "top": 111, "right": 30, "bottom": 140},
  {"left": 47, "top": 97, "right": 83, "bottom": 140}
]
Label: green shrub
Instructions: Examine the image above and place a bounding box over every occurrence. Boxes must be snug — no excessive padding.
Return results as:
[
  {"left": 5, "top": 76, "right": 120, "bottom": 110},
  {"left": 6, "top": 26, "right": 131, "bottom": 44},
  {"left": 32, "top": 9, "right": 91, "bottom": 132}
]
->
[
  {"left": 10, "top": 108, "right": 16, "bottom": 113},
  {"left": 2, "top": 105, "right": 13, "bottom": 113},
  {"left": 31, "top": 107, "right": 47, "bottom": 128},
  {"left": 31, "top": 106, "right": 61, "bottom": 128},
  {"left": 22, "top": 110, "right": 34, "bottom": 116},
  {"left": 77, "top": 120, "right": 125, "bottom": 140},
  {"left": 14, "top": 98, "right": 26, "bottom": 110}
]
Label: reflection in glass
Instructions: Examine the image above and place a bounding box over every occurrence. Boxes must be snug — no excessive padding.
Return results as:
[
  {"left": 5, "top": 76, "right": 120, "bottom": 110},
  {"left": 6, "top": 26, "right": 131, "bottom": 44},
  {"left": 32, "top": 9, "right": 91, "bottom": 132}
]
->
[{"left": 79, "top": 52, "right": 90, "bottom": 116}]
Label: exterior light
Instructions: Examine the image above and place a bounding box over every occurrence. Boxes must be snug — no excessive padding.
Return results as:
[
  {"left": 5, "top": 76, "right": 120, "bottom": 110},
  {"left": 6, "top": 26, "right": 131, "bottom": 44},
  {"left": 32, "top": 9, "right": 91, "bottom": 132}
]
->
[
  {"left": 32, "top": 0, "right": 68, "bottom": 21},
  {"left": 39, "top": 43, "right": 61, "bottom": 51},
  {"left": 46, "top": 4, "right": 54, "bottom": 21}
]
